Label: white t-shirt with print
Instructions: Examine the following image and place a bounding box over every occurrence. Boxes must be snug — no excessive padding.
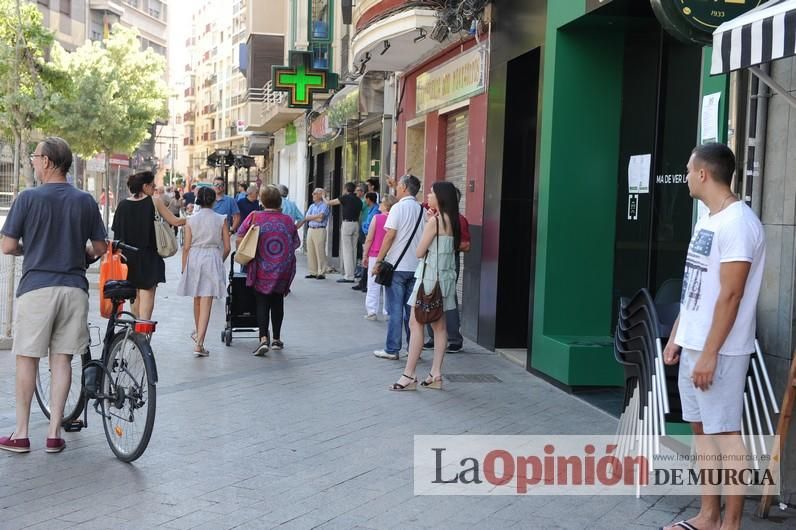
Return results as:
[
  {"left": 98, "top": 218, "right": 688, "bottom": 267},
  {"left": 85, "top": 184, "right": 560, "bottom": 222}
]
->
[
  {"left": 674, "top": 201, "right": 765, "bottom": 355},
  {"left": 384, "top": 196, "right": 424, "bottom": 273}
]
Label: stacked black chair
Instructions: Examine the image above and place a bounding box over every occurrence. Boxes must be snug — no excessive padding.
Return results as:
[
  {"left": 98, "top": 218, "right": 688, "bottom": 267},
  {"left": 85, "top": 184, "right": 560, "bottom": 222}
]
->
[{"left": 615, "top": 284, "right": 781, "bottom": 485}]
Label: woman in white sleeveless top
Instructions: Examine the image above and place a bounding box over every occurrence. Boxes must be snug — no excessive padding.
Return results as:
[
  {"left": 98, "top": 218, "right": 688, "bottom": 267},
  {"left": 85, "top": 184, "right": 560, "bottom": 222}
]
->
[{"left": 177, "top": 187, "right": 230, "bottom": 356}]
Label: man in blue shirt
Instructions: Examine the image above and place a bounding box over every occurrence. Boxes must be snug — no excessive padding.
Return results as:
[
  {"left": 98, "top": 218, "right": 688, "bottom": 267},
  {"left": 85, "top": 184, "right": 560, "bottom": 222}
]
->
[
  {"left": 302, "top": 188, "right": 330, "bottom": 279},
  {"left": 237, "top": 184, "right": 262, "bottom": 222},
  {"left": 279, "top": 184, "right": 304, "bottom": 224},
  {"left": 212, "top": 177, "right": 240, "bottom": 233},
  {"left": 235, "top": 183, "right": 248, "bottom": 202}
]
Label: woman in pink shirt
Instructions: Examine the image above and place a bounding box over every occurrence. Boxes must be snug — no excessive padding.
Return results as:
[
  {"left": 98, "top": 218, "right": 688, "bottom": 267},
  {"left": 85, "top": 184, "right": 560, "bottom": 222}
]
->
[{"left": 362, "top": 195, "right": 398, "bottom": 320}]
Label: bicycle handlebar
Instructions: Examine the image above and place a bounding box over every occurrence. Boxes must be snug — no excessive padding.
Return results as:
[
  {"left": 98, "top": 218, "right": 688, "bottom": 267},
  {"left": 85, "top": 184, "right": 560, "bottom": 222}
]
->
[{"left": 111, "top": 240, "right": 139, "bottom": 253}]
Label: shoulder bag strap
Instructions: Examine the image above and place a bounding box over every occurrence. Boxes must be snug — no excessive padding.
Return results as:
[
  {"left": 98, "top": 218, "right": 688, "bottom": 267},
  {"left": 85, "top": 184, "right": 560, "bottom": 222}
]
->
[
  {"left": 393, "top": 203, "right": 423, "bottom": 269},
  {"left": 152, "top": 196, "right": 163, "bottom": 222},
  {"left": 419, "top": 214, "right": 440, "bottom": 282}
]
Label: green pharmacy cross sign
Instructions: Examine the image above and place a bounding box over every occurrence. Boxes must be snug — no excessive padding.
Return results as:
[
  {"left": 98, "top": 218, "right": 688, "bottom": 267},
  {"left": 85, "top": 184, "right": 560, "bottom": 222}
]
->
[
  {"left": 652, "top": 0, "right": 764, "bottom": 45},
  {"left": 271, "top": 51, "right": 339, "bottom": 109}
]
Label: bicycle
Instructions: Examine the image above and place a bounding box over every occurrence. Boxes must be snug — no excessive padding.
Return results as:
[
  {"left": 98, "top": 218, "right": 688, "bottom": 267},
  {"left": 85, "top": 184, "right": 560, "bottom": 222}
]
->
[{"left": 34, "top": 240, "right": 159, "bottom": 463}]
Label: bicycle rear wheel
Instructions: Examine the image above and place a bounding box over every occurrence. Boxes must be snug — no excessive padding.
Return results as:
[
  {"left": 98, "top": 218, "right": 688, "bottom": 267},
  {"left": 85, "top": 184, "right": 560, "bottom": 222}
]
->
[
  {"left": 101, "top": 331, "right": 157, "bottom": 462},
  {"left": 34, "top": 351, "right": 89, "bottom": 423}
]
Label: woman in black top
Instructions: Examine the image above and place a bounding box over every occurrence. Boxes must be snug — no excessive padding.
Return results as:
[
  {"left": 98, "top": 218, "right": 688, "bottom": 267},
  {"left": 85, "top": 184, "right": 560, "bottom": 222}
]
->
[{"left": 112, "top": 171, "right": 185, "bottom": 319}]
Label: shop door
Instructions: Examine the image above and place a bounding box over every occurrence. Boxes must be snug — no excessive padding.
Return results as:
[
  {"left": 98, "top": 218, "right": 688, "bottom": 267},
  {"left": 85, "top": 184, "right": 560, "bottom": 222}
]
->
[
  {"left": 445, "top": 109, "right": 469, "bottom": 302},
  {"left": 496, "top": 47, "right": 539, "bottom": 351},
  {"left": 612, "top": 30, "right": 701, "bottom": 322}
]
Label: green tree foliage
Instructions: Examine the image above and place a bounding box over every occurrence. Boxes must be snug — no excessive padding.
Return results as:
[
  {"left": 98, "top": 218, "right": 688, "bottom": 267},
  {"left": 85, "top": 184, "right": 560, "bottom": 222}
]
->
[
  {"left": 49, "top": 26, "right": 168, "bottom": 159},
  {"left": 0, "top": 0, "right": 64, "bottom": 191}
]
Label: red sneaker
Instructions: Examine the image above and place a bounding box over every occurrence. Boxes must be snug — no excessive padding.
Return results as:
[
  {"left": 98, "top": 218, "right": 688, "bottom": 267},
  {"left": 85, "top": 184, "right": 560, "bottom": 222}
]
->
[
  {"left": 0, "top": 434, "right": 30, "bottom": 453},
  {"left": 45, "top": 438, "right": 65, "bottom": 454}
]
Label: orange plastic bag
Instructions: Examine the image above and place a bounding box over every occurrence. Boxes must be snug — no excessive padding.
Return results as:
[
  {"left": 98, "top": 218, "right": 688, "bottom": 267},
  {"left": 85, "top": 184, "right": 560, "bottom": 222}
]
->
[{"left": 99, "top": 245, "right": 128, "bottom": 318}]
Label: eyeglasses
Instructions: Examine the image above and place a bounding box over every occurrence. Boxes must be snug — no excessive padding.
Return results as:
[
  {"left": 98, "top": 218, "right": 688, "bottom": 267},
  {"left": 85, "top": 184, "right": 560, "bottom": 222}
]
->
[
  {"left": 214, "top": 184, "right": 224, "bottom": 188},
  {"left": 29, "top": 154, "right": 45, "bottom": 162}
]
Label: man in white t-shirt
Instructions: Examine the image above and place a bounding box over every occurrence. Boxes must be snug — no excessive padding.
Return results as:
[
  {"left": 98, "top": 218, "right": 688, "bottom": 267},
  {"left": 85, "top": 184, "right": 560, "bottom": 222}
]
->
[
  {"left": 661, "top": 143, "right": 765, "bottom": 530},
  {"left": 371, "top": 175, "right": 424, "bottom": 360}
]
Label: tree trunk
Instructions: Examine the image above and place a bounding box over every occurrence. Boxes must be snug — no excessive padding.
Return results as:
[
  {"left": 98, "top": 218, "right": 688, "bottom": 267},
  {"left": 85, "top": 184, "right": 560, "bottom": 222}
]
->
[
  {"left": 104, "top": 150, "right": 112, "bottom": 232},
  {"left": 21, "top": 130, "right": 34, "bottom": 189},
  {"left": 12, "top": 130, "right": 21, "bottom": 197}
]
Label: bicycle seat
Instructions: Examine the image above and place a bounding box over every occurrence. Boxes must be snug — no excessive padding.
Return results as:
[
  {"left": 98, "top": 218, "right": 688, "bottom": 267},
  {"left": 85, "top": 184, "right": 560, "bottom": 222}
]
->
[{"left": 103, "top": 280, "right": 137, "bottom": 300}]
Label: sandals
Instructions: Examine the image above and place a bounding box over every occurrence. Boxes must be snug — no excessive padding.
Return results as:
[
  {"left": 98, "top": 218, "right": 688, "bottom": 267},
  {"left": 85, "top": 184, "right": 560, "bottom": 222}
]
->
[
  {"left": 194, "top": 344, "right": 209, "bottom": 357},
  {"left": 420, "top": 373, "right": 443, "bottom": 389},
  {"left": 270, "top": 340, "right": 284, "bottom": 351},
  {"left": 389, "top": 374, "right": 418, "bottom": 391},
  {"left": 253, "top": 338, "right": 270, "bottom": 356}
]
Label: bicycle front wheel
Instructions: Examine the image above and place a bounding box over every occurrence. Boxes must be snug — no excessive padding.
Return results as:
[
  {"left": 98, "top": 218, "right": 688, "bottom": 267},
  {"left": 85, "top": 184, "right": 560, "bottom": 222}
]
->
[
  {"left": 101, "top": 332, "right": 157, "bottom": 462},
  {"left": 35, "top": 351, "right": 89, "bottom": 423}
]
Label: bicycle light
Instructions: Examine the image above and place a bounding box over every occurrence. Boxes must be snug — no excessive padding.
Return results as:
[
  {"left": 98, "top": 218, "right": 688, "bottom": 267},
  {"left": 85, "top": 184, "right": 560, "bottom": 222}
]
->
[{"left": 135, "top": 321, "right": 157, "bottom": 334}]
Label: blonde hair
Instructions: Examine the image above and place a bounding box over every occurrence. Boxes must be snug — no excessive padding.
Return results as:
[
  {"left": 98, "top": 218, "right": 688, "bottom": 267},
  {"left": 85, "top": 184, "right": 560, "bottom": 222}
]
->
[{"left": 382, "top": 194, "right": 398, "bottom": 211}]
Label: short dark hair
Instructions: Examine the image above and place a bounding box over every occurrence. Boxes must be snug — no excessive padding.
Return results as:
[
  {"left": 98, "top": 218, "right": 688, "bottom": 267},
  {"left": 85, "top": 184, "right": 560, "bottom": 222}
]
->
[
  {"left": 127, "top": 171, "right": 154, "bottom": 195},
  {"left": 260, "top": 185, "right": 282, "bottom": 209},
  {"left": 39, "top": 137, "right": 72, "bottom": 176},
  {"left": 365, "top": 192, "right": 377, "bottom": 203},
  {"left": 190, "top": 184, "right": 197, "bottom": 190},
  {"left": 344, "top": 181, "right": 356, "bottom": 193},
  {"left": 366, "top": 177, "right": 379, "bottom": 192},
  {"left": 692, "top": 143, "right": 735, "bottom": 186},
  {"left": 195, "top": 186, "right": 216, "bottom": 207}
]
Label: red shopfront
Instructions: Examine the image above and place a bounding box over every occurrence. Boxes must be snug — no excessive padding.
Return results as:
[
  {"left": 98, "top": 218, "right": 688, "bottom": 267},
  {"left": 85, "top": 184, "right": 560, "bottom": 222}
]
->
[{"left": 395, "top": 37, "right": 488, "bottom": 339}]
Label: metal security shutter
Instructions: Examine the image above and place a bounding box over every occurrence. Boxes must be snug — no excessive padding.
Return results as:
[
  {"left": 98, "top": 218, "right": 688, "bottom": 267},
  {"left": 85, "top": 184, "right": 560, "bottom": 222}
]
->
[{"left": 444, "top": 109, "right": 468, "bottom": 304}]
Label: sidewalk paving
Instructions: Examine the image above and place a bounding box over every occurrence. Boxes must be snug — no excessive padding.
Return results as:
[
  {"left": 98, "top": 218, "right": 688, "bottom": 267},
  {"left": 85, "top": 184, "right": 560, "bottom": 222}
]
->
[{"left": 0, "top": 253, "right": 793, "bottom": 529}]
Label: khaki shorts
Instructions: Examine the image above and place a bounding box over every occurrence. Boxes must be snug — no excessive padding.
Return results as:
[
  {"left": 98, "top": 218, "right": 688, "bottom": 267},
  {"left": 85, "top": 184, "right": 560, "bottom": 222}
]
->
[
  {"left": 13, "top": 286, "right": 89, "bottom": 358},
  {"left": 678, "top": 348, "right": 751, "bottom": 434}
]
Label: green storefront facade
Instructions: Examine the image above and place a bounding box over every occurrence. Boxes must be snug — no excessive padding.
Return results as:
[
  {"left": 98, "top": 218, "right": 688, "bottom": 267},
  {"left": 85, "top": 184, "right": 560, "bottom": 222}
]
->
[{"left": 527, "top": 1, "right": 731, "bottom": 388}]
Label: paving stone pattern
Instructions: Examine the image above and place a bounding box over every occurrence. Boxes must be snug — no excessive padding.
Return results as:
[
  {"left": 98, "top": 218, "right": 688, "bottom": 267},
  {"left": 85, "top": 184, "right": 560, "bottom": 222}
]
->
[{"left": 0, "top": 255, "right": 793, "bottom": 529}]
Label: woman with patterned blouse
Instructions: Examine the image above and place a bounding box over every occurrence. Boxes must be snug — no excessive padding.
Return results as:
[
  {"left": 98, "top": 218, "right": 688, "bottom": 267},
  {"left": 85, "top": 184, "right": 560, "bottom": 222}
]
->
[{"left": 236, "top": 185, "right": 300, "bottom": 356}]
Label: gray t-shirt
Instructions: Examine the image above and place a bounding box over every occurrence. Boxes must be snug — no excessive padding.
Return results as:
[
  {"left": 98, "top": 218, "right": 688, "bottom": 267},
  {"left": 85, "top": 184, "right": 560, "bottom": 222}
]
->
[{"left": 1, "top": 183, "right": 107, "bottom": 297}]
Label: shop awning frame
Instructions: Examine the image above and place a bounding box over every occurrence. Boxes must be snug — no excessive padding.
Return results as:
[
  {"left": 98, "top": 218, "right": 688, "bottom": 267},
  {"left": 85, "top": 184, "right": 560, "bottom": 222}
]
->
[
  {"left": 711, "top": 0, "right": 796, "bottom": 111},
  {"left": 711, "top": 0, "right": 796, "bottom": 75}
]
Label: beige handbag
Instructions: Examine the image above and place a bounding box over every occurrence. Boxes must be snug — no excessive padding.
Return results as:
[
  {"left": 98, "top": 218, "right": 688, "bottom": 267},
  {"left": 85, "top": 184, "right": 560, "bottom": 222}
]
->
[
  {"left": 153, "top": 199, "right": 178, "bottom": 258},
  {"left": 234, "top": 217, "right": 260, "bottom": 265}
]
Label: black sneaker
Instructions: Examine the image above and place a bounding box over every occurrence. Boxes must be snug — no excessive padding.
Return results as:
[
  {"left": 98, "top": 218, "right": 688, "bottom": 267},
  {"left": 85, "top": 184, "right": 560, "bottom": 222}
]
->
[
  {"left": 423, "top": 341, "right": 434, "bottom": 350},
  {"left": 447, "top": 344, "right": 463, "bottom": 353},
  {"left": 305, "top": 274, "right": 317, "bottom": 279},
  {"left": 352, "top": 285, "right": 363, "bottom": 291},
  {"left": 336, "top": 279, "right": 355, "bottom": 283},
  {"left": 316, "top": 275, "right": 326, "bottom": 280}
]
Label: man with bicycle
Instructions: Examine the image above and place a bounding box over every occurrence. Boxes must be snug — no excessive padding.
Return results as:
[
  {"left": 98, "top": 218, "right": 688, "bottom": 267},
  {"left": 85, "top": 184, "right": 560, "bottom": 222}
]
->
[{"left": 0, "top": 137, "right": 107, "bottom": 454}]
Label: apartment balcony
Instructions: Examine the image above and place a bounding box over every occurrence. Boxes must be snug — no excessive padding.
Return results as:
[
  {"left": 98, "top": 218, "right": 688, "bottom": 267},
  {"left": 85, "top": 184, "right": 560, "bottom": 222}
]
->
[
  {"left": 183, "top": 111, "right": 195, "bottom": 122},
  {"left": 210, "top": 131, "right": 217, "bottom": 141},
  {"left": 184, "top": 87, "right": 195, "bottom": 98},
  {"left": 202, "top": 103, "right": 218, "bottom": 115},
  {"left": 203, "top": 74, "right": 218, "bottom": 88},
  {"left": 351, "top": 0, "right": 451, "bottom": 72},
  {"left": 202, "top": 132, "right": 209, "bottom": 141},
  {"left": 183, "top": 137, "right": 195, "bottom": 146},
  {"left": 249, "top": 81, "right": 305, "bottom": 134}
]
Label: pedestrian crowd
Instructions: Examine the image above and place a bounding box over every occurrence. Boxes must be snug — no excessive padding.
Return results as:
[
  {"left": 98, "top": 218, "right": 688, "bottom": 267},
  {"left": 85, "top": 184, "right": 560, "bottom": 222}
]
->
[{"left": 0, "top": 137, "right": 771, "bottom": 530}]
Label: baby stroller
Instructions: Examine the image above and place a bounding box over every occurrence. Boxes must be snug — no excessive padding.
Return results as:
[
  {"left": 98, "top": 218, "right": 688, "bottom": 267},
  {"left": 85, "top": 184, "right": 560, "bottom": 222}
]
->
[{"left": 221, "top": 252, "right": 258, "bottom": 346}]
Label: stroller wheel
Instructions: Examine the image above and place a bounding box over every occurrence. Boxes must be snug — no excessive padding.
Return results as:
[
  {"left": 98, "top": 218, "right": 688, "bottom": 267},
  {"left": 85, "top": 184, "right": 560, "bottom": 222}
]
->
[{"left": 224, "top": 329, "right": 232, "bottom": 346}]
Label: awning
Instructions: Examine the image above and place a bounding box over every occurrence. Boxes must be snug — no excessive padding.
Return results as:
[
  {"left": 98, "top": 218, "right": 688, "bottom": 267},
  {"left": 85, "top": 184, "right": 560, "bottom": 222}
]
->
[{"left": 711, "top": 0, "right": 796, "bottom": 75}]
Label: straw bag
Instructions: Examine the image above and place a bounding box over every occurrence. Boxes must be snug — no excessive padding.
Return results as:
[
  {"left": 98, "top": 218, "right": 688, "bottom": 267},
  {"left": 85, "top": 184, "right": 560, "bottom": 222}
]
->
[
  {"left": 234, "top": 214, "right": 260, "bottom": 265},
  {"left": 153, "top": 199, "right": 178, "bottom": 258}
]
